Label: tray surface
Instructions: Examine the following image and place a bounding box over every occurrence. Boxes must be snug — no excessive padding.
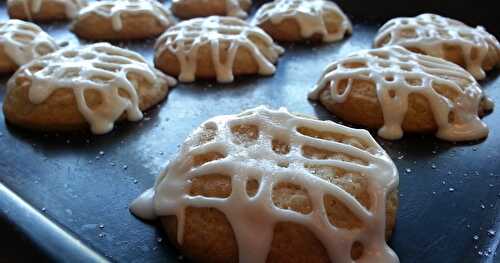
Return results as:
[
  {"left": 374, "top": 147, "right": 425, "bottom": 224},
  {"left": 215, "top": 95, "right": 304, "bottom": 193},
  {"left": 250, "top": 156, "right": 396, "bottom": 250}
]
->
[{"left": 0, "top": 1, "right": 499, "bottom": 263}]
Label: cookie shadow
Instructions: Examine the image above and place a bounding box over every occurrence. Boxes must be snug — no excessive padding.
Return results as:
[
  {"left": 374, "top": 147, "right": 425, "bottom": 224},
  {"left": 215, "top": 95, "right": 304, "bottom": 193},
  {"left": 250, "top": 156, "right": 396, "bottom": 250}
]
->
[{"left": 480, "top": 67, "right": 500, "bottom": 88}]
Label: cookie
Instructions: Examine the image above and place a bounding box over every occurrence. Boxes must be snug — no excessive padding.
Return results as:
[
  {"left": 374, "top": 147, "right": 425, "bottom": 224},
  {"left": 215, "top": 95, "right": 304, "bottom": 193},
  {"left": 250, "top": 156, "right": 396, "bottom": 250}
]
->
[
  {"left": 3, "top": 43, "right": 177, "bottom": 134},
  {"left": 171, "top": 0, "right": 251, "bottom": 19},
  {"left": 374, "top": 13, "right": 500, "bottom": 80},
  {"left": 154, "top": 16, "right": 284, "bottom": 83},
  {"left": 0, "top": 19, "right": 58, "bottom": 74},
  {"left": 71, "top": 0, "right": 175, "bottom": 41},
  {"left": 130, "top": 106, "right": 400, "bottom": 263},
  {"left": 309, "top": 45, "right": 493, "bottom": 141},
  {"left": 253, "top": 0, "right": 352, "bottom": 43},
  {"left": 7, "top": 0, "right": 87, "bottom": 22}
]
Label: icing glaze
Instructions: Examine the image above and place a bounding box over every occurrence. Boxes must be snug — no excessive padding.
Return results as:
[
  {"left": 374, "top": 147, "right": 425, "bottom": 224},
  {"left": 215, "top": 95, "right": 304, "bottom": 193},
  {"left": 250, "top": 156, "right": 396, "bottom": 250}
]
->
[
  {"left": 155, "top": 16, "right": 284, "bottom": 83},
  {"left": 7, "top": 43, "right": 177, "bottom": 134},
  {"left": 224, "top": 0, "right": 251, "bottom": 18},
  {"left": 8, "top": 0, "right": 87, "bottom": 20},
  {"left": 374, "top": 13, "right": 500, "bottom": 80},
  {"left": 131, "top": 106, "right": 400, "bottom": 263},
  {"left": 309, "top": 45, "right": 491, "bottom": 141},
  {"left": 75, "top": 0, "right": 174, "bottom": 32},
  {"left": 0, "top": 19, "right": 58, "bottom": 66},
  {"left": 172, "top": 0, "right": 252, "bottom": 18},
  {"left": 253, "top": 0, "right": 352, "bottom": 42}
]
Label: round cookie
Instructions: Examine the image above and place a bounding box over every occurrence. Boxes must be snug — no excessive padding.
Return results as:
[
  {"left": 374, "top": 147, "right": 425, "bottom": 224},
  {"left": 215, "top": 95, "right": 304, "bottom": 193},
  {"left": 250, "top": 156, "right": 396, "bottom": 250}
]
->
[
  {"left": 7, "top": 0, "right": 87, "bottom": 22},
  {"left": 309, "top": 45, "right": 493, "bottom": 141},
  {"left": 3, "top": 42, "right": 177, "bottom": 134},
  {"left": 0, "top": 19, "right": 58, "bottom": 74},
  {"left": 253, "top": 0, "right": 352, "bottom": 43},
  {"left": 154, "top": 16, "right": 284, "bottom": 83},
  {"left": 171, "top": 0, "right": 251, "bottom": 19},
  {"left": 130, "top": 106, "right": 400, "bottom": 263},
  {"left": 374, "top": 13, "right": 500, "bottom": 80},
  {"left": 71, "top": 0, "right": 175, "bottom": 41}
]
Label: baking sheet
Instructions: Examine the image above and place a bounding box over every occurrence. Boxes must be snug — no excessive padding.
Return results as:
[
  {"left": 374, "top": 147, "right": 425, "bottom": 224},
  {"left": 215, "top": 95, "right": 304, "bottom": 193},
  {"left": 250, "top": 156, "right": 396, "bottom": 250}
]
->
[{"left": 0, "top": 1, "right": 499, "bottom": 262}]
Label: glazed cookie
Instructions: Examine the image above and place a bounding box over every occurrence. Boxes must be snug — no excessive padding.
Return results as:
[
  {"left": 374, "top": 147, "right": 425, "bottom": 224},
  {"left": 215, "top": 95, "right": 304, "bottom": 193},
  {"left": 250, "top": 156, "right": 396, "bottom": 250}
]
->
[
  {"left": 71, "top": 0, "right": 175, "bottom": 41},
  {"left": 374, "top": 13, "right": 500, "bottom": 80},
  {"left": 7, "top": 0, "right": 87, "bottom": 22},
  {"left": 171, "top": 0, "right": 251, "bottom": 19},
  {"left": 309, "top": 45, "right": 493, "bottom": 141},
  {"left": 154, "top": 16, "right": 284, "bottom": 83},
  {"left": 0, "top": 19, "right": 58, "bottom": 74},
  {"left": 3, "top": 43, "right": 177, "bottom": 134},
  {"left": 131, "top": 106, "right": 400, "bottom": 263},
  {"left": 253, "top": 0, "right": 352, "bottom": 43}
]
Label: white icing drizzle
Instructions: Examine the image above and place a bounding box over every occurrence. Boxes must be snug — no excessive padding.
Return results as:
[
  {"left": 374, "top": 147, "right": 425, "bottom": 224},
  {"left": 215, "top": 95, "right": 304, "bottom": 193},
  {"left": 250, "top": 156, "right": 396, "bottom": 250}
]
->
[
  {"left": 0, "top": 19, "right": 58, "bottom": 66},
  {"left": 131, "top": 106, "right": 400, "bottom": 263},
  {"left": 8, "top": 43, "right": 177, "bottom": 134},
  {"left": 172, "top": 0, "right": 251, "bottom": 18},
  {"left": 8, "top": 0, "right": 87, "bottom": 20},
  {"left": 309, "top": 45, "right": 490, "bottom": 141},
  {"left": 226, "top": 0, "right": 251, "bottom": 18},
  {"left": 253, "top": 0, "right": 352, "bottom": 42},
  {"left": 374, "top": 13, "right": 500, "bottom": 80},
  {"left": 75, "top": 0, "right": 174, "bottom": 32},
  {"left": 154, "top": 16, "right": 284, "bottom": 83}
]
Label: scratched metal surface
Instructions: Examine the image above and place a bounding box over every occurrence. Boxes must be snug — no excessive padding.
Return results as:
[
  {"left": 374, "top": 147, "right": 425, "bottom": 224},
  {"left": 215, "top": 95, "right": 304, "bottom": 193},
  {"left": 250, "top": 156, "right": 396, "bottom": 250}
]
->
[{"left": 0, "top": 1, "right": 499, "bottom": 262}]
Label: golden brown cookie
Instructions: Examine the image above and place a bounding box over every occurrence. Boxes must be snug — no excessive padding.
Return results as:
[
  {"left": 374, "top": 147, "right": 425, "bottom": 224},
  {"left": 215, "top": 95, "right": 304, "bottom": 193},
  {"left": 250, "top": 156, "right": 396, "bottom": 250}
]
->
[
  {"left": 71, "top": 0, "right": 175, "bottom": 41},
  {"left": 171, "top": 0, "right": 252, "bottom": 19},
  {"left": 309, "top": 45, "right": 493, "bottom": 141},
  {"left": 374, "top": 13, "right": 500, "bottom": 80},
  {"left": 0, "top": 19, "right": 58, "bottom": 74},
  {"left": 253, "top": 0, "right": 352, "bottom": 43},
  {"left": 3, "top": 42, "right": 177, "bottom": 134},
  {"left": 130, "top": 106, "right": 400, "bottom": 263},
  {"left": 7, "top": 0, "right": 87, "bottom": 22},
  {"left": 154, "top": 16, "right": 284, "bottom": 83}
]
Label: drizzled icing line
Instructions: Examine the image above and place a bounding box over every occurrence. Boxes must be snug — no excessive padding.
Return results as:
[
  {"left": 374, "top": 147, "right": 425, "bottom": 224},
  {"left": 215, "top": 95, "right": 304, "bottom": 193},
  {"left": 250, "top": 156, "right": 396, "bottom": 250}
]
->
[
  {"left": 0, "top": 19, "right": 58, "bottom": 66},
  {"left": 130, "top": 106, "right": 399, "bottom": 263},
  {"left": 75, "top": 0, "right": 174, "bottom": 32},
  {"left": 224, "top": 0, "right": 251, "bottom": 18},
  {"left": 8, "top": 43, "right": 177, "bottom": 134},
  {"left": 155, "top": 16, "right": 284, "bottom": 83},
  {"left": 172, "top": 0, "right": 251, "bottom": 19},
  {"left": 254, "top": 0, "right": 352, "bottom": 42},
  {"left": 8, "top": 0, "right": 87, "bottom": 20},
  {"left": 309, "top": 45, "right": 490, "bottom": 141},
  {"left": 374, "top": 13, "right": 500, "bottom": 80}
]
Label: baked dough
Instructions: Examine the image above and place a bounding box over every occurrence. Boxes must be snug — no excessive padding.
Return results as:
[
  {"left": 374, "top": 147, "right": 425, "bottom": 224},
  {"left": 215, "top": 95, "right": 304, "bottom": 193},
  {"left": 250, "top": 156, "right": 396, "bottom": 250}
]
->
[
  {"left": 309, "top": 45, "right": 493, "bottom": 141},
  {"left": 171, "top": 0, "right": 252, "bottom": 19},
  {"left": 130, "top": 106, "right": 400, "bottom": 263},
  {"left": 154, "top": 16, "right": 284, "bottom": 83},
  {"left": 71, "top": 0, "right": 175, "bottom": 41},
  {"left": 7, "top": 0, "right": 87, "bottom": 22},
  {"left": 374, "top": 13, "right": 500, "bottom": 80},
  {"left": 0, "top": 19, "right": 58, "bottom": 74},
  {"left": 3, "top": 43, "right": 177, "bottom": 134},
  {"left": 253, "top": 0, "right": 352, "bottom": 43}
]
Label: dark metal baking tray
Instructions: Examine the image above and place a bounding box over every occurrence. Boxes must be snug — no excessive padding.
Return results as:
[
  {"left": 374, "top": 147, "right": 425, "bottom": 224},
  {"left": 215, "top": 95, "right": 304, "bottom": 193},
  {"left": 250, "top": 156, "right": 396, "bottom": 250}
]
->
[{"left": 0, "top": 1, "right": 499, "bottom": 262}]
